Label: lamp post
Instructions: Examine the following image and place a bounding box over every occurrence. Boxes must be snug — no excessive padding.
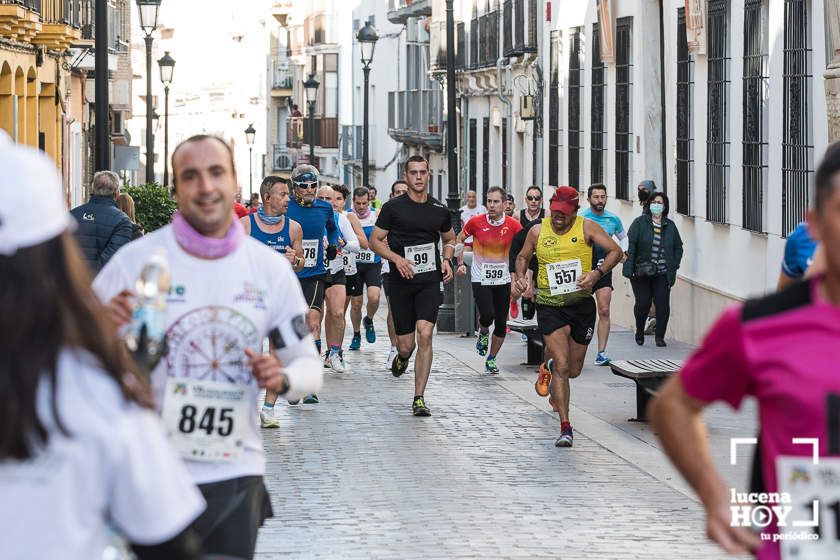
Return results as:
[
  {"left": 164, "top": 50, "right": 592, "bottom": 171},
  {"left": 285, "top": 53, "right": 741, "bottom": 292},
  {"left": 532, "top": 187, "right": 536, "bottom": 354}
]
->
[
  {"left": 158, "top": 51, "right": 175, "bottom": 187},
  {"left": 137, "top": 0, "right": 162, "bottom": 184},
  {"left": 94, "top": 0, "right": 109, "bottom": 171},
  {"left": 303, "top": 74, "right": 319, "bottom": 167},
  {"left": 245, "top": 123, "right": 256, "bottom": 197},
  {"left": 357, "top": 21, "right": 378, "bottom": 188}
]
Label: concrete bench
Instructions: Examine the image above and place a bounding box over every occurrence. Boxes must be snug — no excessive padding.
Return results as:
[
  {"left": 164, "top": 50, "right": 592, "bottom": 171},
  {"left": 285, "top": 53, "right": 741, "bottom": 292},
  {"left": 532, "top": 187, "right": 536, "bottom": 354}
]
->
[
  {"left": 609, "top": 359, "right": 683, "bottom": 422},
  {"left": 507, "top": 319, "right": 543, "bottom": 365}
]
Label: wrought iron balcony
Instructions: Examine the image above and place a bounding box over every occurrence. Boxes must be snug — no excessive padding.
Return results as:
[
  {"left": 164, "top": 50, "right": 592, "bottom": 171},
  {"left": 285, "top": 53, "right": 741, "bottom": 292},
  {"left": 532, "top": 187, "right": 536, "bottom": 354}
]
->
[
  {"left": 387, "top": 0, "right": 430, "bottom": 25},
  {"left": 270, "top": 56, "right": 293, "bottom": 96},
  {"left": 387, "top": 89, "right": 443, "bottom": 151},
  {"left": 272, "top": 144, "right": 294, "bottom": 171},
  {"left": 341, "top": 124, "right": 376, "bottom": 166},
  {"left": 287, "top": 116, "right": 338, "bottom": 150},
  {"left": 503, "top": 0, "right": 537, "bottom": 57},
  {"left": 468, "top": 11, "right": 499, "bottom": 70}
]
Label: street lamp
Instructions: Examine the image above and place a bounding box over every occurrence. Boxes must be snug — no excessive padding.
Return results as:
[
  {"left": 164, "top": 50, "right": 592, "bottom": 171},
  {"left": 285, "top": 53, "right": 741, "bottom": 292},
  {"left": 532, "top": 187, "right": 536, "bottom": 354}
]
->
[
  {"left": 357, "top": 20, "right": 378, "bottom": 188},
  {"left": 303, "top": 74, "right": 319, "bottom": 166},
  {"left": 245, "top": 123, "right": 256, "bottom": 197},
  {"left": 137, "top": 0, "right": 163, "bottom": 184},
  {"left": 157, "top": 50, "right": 175, "bottom": 187}
]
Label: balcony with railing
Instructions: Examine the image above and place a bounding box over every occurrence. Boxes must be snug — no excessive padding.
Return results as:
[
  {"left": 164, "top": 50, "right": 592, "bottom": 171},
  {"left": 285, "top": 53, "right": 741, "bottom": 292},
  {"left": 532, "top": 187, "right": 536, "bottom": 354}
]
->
[
  {"left": 387, "top": 89, "right": 443, "bottom": 151},
  {"left": 272, "top": 144, "right": 294, "bottom": 171},
  {"left": 341, "top": 124, "right": 376, "bottom": 166},
  {"left": 0, "top": 0, "right": 43, "bottom": 42},
  {"left": 387, "top": 0, "right": 430, "bottom": 25},
  {"left": 287, "top": 115, "right": 339, "bottom": 150},
  {"left": 503, "top": 0, "right": 537, "bottom": 57},
  {"left": 270, "top": 57, "right": 293, "bottom": 97},
  {"left": 33, "top": 0, "right": 87, "bottom": 49},
  {"left": 430, "top": 19, "right": 466, "bottom": 73},
  {"left": 468, "top": 11, "right": 498, "bottom": 70}
]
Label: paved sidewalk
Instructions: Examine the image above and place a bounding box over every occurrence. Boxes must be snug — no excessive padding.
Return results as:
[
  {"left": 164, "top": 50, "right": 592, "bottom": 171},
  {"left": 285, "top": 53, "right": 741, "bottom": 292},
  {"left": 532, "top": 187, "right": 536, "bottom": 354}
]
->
[{"left": 255, "top": 315, "right": 755, "bottom": 559}]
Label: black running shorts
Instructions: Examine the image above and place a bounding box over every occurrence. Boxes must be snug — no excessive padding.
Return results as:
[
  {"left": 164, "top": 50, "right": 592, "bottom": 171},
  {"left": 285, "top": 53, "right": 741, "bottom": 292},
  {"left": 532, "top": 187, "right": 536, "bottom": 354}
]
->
[
  {"left": 387, "top": 279, "right": 442, "bottom": 336},
  {"left": 299, "top": 275, "right": 326, "bottom": 311},
  {"left": 592, "top": 269, "right": 614, "bottom": 292},
  {"left": 324, "top": 269, "right": 346, "bottom": 289},
  {"left": 536, "top": 297, "right": 596, "bottom": 345},
  {"left": 345, "top": 273, "right": 364, "bottom": 297},
  {"left": 191, "top": 476, "right": 273, "bottom": 559},
  {"left": 355, "top": 262, "right": 383, "bottom": 290},
  {"left": 471, "top": 282, "right": 511, "bottom": 338},
  {"left": 381, "top": 273, "right": 389, "bottom": 298}
]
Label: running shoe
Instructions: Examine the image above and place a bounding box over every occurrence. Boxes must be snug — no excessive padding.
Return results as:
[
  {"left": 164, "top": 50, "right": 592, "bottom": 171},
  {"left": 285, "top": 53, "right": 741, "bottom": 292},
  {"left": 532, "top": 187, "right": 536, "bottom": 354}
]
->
[
  {"left": 555, "top": 426, "right": 574, "bottom": 447},
  {"left": 330, "top": 349, "right": 346, "bottom": 373},
  {"left": 535, "top": 359, "right": 553, "bottom": 397},
  {"left": 476, "top": 332, "right": 489, "bottom": 356},
  {"left": 594, "top": 351, "right": 611, "bottom": 366},
  {"left": 510, "top": 299, "right": 519, "bottom": 319},
  {"left": 260, "top": 409, "right": 280, "bottom": 429},
  {"left": 363, "top": 316, "right": 376, "bottom": 343},
  {"left": 386, "top": 346, "right": 397, "bottom": 369},
  {"left": 323, "top": 352, "right": 331, "bottom": 369},
  {"left": 644, "top": 317, "right": 657, "bottom": 335},
  {"left": 287, "top": 399, "right": 302, "bottom": 407},
  {"left": 412, "top": 396, "right": 431, "bottom": 417},
  {"left": 655, "top": 338, "right": 667, "bottom": 347},
  {"left": 302, "top": 394, "right": 319, "bottom": 404},
  {"left": 485, "top": 357, "right": 500, "bottom": 375},
  {"left": 635, "top": 331, "right": 644, "bottom": 346},
  {"left": 349, "top": 334, "right": 361, "bottom": 351},
  {"left": 391, "top": 353, "right": 410, "bottom": 378}
]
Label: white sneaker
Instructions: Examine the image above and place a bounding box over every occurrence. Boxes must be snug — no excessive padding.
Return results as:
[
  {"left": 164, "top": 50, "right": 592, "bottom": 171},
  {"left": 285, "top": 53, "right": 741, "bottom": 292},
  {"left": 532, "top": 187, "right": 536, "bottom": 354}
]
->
[
  {"left": 260, "top": 409, "right": 280, "bottom": 428},
  {"left": 330, "top": 350, "right": 347, "bottom": 373},
  {"left": 386, "top": 346, "right": 397, "bottom": 369}
]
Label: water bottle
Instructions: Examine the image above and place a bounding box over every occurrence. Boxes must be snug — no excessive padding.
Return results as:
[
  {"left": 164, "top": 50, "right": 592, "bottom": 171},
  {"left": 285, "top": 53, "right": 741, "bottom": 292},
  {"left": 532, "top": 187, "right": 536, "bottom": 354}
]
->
[{"left": 125, "top": 250, "right": 170, "bottom": 374}]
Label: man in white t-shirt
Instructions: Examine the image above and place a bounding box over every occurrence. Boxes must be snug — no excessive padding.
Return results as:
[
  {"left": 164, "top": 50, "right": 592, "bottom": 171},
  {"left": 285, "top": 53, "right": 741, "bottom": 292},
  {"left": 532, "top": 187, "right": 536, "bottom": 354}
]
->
[
  {"left": 459, "top": 190, "right": 487, "bottom": 246},
  {"left": 95, "top": 135, "right": 323, "bottom": 558}
]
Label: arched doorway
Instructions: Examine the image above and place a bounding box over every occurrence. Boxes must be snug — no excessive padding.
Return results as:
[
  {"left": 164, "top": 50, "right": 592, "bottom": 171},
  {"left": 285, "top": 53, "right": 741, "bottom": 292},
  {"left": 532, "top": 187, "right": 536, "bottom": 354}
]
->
[{"left": 0, "top": 62, "right": 12, "bottom": 137}]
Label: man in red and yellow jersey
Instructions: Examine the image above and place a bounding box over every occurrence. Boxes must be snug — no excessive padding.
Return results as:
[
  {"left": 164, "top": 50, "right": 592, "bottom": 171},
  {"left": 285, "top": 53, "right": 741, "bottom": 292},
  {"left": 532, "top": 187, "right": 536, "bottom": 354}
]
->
[
  {"left": 456, "top": 186, "right": 522, "bottom": 374},
  {"left": 513, "top": 186, "right": 622, "bottom": 447}
]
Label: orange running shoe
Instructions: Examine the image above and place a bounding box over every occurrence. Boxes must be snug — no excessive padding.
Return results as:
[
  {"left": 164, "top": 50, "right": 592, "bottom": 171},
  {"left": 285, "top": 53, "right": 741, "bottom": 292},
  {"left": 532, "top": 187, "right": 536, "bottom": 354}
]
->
[
  {"left": 535, "top": 359, "right": 553, "bottom": 397},
  {"left": 510, "top": 298, "right": 519, "bottom": 319}
]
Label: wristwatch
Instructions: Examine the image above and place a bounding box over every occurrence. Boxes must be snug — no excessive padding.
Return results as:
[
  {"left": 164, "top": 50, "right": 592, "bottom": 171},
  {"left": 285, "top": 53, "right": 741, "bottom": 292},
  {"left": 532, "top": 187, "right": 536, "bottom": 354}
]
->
[{"left": 594, "top": 265, "right": 605, "bottom": 277}]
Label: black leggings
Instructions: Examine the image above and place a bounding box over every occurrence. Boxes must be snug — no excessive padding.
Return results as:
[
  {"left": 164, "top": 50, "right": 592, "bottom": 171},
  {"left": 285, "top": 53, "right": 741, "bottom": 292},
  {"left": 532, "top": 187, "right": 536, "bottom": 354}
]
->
[
  {"left": 472, "top": 282, "right": 511, "bottom": 338},
  {"left": 630, "top": 274, "right": 671, "bottom": 339}
]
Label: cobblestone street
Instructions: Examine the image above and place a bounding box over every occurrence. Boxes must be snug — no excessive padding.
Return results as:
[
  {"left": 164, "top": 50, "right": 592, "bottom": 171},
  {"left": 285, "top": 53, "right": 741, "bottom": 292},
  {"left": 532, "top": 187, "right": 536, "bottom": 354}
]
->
[{"left": 255, "top": 319, "right": 753, "bottom": 559}]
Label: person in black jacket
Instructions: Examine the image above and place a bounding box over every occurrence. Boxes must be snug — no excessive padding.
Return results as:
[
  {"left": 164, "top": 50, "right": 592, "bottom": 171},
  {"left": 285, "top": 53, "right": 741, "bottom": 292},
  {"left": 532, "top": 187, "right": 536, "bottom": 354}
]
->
[
  {"left": 70, "top": 171, "right": 133, "bottom": 271},
  {"left": 622, "top": 192, "right": 683, "bottom": 347}
]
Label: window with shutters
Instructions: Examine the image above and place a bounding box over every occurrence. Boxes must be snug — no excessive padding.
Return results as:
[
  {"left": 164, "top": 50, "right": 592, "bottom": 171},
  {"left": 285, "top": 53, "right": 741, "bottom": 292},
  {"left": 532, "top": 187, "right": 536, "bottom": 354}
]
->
[
  {"left": 591, "top": 22, "right": 606, "bottom": 185},
  {"left": 568, "top": 27, "right": 584, "bottom": 190},
  {"left": 676, "top": 8, "right": 694, "bottom": 215},
  {"left": 615, "top": 17, "right": 633, "bottom": 201},
  {"left": 548, "top": 30, "right": 561, "bottom": 186},
  {"left": 706, "top": 0, "right": 730, "bottom": 223},
  {"left": 742, "top": 0, "right": 768, "bottom": 232}
]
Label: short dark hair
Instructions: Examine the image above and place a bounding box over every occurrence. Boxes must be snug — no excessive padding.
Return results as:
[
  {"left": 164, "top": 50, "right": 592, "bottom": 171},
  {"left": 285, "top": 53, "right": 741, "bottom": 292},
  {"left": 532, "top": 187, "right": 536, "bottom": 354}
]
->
[
  {"left": 391, "top": 180, "right": 408, "bottom": 194},
  {"left": 487, "top": 186, "right": 506, "bottom": 199},
  {"left": 404, "top": 155, "right": 429, "bottom": 172},
  {"left": 815, "top": 142, "right": 840, "bottom": 212},
  {"left": 647, "top": 192, "right": 671, "bottom": 218},
  {"left": 587, "top": 183, "right": 607, "bottom": 198},
  {"left": 333, "top": 184, "right": 350, "bottom": 200},
  {"left": 172, "top": 135, "right": 236, "bottom": 189},
  {"left": 526, "top": 185, "right": 542, "bottom": 198},
  {"left": 260, "top": 176, "right": 286, "bottom": 201},
  {"left": 353, "top": 187, "right": 370, "bottom": 200}
]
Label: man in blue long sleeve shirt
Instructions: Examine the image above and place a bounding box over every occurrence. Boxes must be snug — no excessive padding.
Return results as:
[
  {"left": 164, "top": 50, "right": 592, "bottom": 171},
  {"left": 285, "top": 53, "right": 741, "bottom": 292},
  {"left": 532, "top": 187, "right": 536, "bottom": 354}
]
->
[{"left": 284, "top": 164, "right": 338, "bottom": 405}]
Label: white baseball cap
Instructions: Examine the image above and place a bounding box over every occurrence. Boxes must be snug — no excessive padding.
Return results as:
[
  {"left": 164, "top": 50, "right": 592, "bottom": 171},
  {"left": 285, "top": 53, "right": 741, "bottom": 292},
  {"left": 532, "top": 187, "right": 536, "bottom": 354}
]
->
[{"left": 0, "top": 130, "right": 75, "bottom": 255}]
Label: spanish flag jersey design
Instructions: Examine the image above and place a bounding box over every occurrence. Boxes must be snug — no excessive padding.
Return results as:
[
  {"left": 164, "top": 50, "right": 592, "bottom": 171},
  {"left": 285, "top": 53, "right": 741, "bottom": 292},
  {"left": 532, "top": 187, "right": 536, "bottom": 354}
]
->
[{"left": 536, "top": 215, "right": 593, "bottom": 307}]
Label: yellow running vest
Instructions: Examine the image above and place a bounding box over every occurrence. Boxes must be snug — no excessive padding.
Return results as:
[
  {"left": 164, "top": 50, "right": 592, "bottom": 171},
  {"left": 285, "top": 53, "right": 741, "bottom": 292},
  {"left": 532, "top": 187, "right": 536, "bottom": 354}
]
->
[{"left": 536, "top": 216, "right": 593, "bottom": 307}]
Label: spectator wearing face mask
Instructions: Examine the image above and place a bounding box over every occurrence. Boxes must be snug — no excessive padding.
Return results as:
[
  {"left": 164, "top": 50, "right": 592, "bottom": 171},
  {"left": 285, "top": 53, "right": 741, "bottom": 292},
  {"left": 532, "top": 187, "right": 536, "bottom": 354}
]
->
[{"left": 623, "top": 192, "right": 683, "bottom": 347}]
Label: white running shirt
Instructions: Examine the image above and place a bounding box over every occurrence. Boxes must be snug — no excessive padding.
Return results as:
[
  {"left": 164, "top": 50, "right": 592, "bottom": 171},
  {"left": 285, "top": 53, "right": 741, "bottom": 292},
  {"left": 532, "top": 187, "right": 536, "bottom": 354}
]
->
[
  {"left": 94, "top": 225, "right": 322, "bottom": 484},
  {"left": 0, "top": 349, "right": 205, "bottom": 560}
]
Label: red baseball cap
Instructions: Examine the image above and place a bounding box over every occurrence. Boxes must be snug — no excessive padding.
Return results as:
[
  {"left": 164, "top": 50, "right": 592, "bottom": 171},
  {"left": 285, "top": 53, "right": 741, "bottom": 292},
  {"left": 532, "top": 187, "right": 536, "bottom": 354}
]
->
[{"left": 549, "top": 186, "right": 581, "bottom": 215}]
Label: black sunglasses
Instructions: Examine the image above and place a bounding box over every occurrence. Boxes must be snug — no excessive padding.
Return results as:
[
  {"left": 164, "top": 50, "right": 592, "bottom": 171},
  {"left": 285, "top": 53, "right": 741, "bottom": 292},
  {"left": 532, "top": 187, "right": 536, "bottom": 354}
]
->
[{"left": 526, "top": 195, "right": 542, "bottom": 201}]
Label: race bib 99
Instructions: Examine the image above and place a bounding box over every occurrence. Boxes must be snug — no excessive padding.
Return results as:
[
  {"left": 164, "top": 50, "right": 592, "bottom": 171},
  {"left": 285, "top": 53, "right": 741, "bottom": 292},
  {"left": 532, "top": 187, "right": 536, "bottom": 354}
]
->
[{"left": 405, "top": 243, "right": 436, "bottom": 274}]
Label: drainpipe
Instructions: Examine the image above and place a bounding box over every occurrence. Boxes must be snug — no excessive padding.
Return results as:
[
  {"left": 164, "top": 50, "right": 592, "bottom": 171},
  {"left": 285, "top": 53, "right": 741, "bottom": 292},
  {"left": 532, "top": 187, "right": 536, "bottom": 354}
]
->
[{"left": 497, "top": 57, "right": 512, "bottom": 188}]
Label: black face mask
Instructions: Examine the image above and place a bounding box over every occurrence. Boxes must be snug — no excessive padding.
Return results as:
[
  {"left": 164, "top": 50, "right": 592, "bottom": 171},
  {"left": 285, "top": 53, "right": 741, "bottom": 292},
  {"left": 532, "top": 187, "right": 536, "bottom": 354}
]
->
[{"left": 638, "top": 189, "right": 651, "bottom": 203}]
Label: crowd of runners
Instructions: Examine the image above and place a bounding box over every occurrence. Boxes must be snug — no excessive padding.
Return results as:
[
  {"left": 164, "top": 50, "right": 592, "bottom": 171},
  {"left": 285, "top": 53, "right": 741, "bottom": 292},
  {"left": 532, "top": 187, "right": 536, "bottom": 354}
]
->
[{"left": 3, "top": 127, "right": 840, "bottom": 560}]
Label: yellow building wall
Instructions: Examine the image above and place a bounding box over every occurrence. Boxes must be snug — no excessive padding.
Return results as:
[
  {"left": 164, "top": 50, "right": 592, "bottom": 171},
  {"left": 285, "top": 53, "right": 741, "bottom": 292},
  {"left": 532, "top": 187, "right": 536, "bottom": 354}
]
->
[{"left": 0, "top": 48, "right": 66, "bottom": 171}]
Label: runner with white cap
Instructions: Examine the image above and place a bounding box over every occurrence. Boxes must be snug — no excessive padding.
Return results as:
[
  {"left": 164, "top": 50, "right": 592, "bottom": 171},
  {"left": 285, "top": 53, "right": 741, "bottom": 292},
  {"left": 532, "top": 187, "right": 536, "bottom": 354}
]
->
[{"left": 0, "top": 131, "right": 206, "bottom": 559}]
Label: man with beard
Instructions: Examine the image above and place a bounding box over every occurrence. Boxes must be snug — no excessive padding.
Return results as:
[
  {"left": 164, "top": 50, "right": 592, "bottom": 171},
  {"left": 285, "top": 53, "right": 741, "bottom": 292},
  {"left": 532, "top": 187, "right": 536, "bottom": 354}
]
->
[{"left": 580, "top": 184, "right": 627, "bottom": 365}]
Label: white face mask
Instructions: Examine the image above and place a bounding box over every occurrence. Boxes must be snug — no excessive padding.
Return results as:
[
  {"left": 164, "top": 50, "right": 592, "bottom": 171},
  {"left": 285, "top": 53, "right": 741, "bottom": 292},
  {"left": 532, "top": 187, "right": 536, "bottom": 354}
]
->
[{"left": 649, "top": 203, "right": 664, "bottom": 216}]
